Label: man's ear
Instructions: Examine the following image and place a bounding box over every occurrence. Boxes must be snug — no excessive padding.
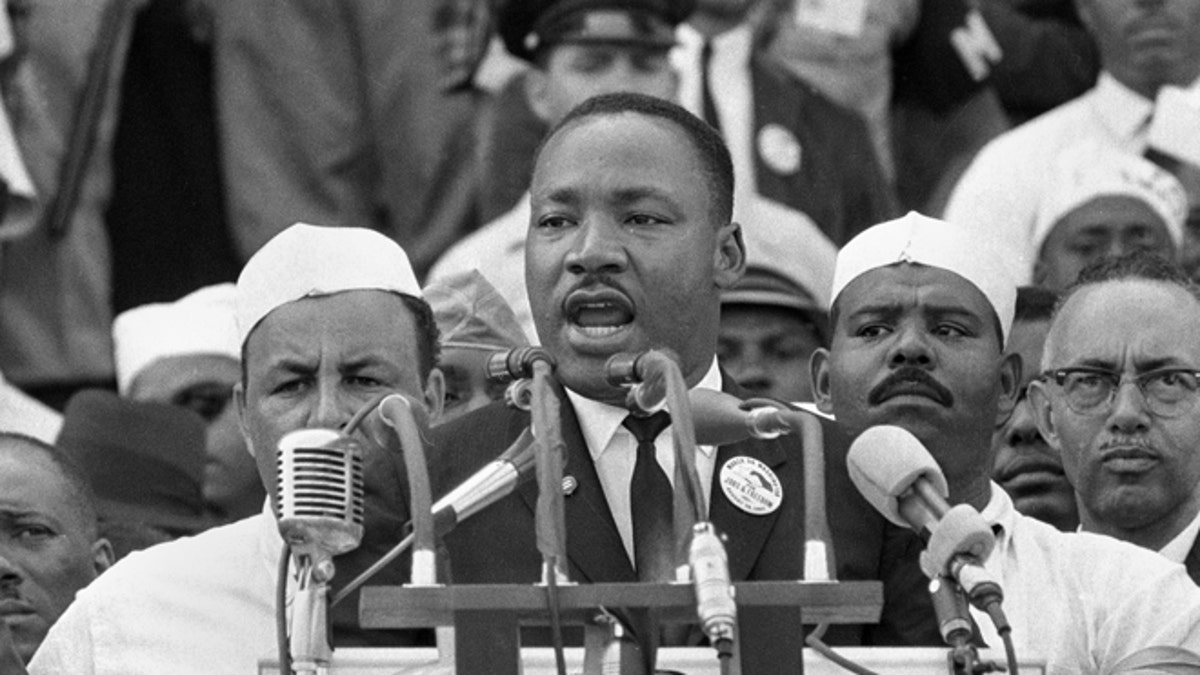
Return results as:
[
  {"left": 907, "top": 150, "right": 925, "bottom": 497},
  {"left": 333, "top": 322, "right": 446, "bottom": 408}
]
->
[
  {"left": 714, "top": 222, "right": 746, "bottom": 289},
  {"left": 423, "top": 367, "right": 446, "bottom": 423},
  {"left": 1073, "top": 0, "right": 1095, "bottom": 35},
  {"left": 1027, "top": 379, "right": 1062, "bottom": 450},
  {"left": 233, "top": 380, "right": 252, "bottom": 457},
  {"left": 524, "top": 68, "right": 555, "bottom": 124},
  {"left": 995, "top": 351, "right": 1022, "bottom": 425},
  {"left": 810, "top": 347, "right": 834, "bottom": 414},
  {"left": 91, "top": 537, "right": 115, "bottom": 576}
]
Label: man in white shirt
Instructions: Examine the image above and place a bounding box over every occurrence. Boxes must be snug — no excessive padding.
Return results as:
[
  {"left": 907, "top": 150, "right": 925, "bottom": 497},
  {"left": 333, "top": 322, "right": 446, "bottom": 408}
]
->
[
  {"left": 1029, "top": 252, "right": 1200, "bottom": 582},
  {"left": 811, "top": 212, "right": 1200, "bottom": 671},
  {"left": 944, "top": 0, "right": 1200, "bottom": 284},
  {"left": 29, "top": 223, "right": 445, "bottom": 674}
]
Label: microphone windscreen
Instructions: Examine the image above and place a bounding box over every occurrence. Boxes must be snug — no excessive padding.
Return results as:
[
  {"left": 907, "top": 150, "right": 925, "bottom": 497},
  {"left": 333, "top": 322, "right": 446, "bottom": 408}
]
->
[{"left": 846, "top": 425, "right": 948, "bottom": 527}]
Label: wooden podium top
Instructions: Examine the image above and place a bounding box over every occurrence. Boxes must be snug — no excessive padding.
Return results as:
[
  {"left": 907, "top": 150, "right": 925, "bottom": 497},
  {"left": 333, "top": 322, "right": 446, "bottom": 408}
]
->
[{"left": 359, "top": 580, "right": 882, "bottom": 629}]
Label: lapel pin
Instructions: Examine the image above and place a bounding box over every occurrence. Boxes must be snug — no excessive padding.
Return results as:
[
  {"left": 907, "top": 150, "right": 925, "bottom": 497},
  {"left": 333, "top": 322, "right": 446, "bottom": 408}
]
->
[{"left": 562, "top": 475, "right": 578, "bottom": 496}]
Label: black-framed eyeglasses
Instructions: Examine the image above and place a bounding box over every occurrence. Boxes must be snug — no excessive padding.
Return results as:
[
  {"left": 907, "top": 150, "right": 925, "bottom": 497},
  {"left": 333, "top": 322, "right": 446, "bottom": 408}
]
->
[{"left": 1039, "top": 367, "right": 1200, "bottom": 418}]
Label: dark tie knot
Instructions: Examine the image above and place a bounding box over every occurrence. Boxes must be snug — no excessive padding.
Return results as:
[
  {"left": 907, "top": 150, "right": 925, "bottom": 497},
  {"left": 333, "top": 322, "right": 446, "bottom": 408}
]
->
[{"left": 622, "top": 411, "right": 671, "bottom": 446}]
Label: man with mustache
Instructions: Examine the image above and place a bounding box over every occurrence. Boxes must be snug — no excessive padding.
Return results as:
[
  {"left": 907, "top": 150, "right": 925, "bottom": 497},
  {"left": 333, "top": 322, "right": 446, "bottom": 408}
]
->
[
  {"left": 1029, "top": 252, "right": 1200, "bottom": 581},
  {"left": 811, "top": 212, "right": 1200, "bottom": 670},
  {"left": 431, "top": 92, "right": 864, "bottom": 669},
  {"left": 991, "top": 286, "right": 1077, "bottom": 531}
]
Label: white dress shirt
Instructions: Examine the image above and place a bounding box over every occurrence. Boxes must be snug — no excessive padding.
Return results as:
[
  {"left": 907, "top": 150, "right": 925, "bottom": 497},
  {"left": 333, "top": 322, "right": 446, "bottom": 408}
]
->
[
  {"left": 673, "top": 23, "right": 758, "bottom": 214},
  {"left": 970, "top": 484, "right": 1200, "bottom": 673},
  {"left": 565, "top": 358, "right": 721, "bottom": 565},
  {"left": 944, "top": 72, "right": 1200, "bottom": 285}
]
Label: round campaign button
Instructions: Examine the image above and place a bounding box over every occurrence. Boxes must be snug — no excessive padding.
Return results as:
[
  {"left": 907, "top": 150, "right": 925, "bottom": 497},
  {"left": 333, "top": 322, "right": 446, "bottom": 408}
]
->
[
  {"left": 757, "top": 123, "right": 802, "bottom": 176},
  {"left": 719, "top": 456, "right": 783, "bottom": 516},
  {"left": 562, "top": 475, "right": 578, "bottom": 496}
]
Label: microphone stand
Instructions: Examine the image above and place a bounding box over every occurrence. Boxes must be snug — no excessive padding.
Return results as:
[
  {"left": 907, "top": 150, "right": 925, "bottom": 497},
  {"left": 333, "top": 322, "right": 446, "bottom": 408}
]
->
[{"left": 607, "top": 350, "right": 737, "bottom": 670}]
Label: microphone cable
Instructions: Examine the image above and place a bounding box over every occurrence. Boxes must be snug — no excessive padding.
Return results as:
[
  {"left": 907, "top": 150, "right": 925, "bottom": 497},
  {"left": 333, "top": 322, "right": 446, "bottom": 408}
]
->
[
  {"left": 984, "top": 602, "right": 1018, "bottom": 674},
  {"left": 277, "top": 544, "right": 293, "bottom": 675},
  {"left": 804, "top": 623, "right": 879, "bottom": 675}
]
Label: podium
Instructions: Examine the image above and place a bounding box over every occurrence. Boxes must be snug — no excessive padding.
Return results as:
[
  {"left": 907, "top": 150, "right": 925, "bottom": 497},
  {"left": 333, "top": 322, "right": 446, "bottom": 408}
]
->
[{"left": 357, "top": 579, "right": 882, "bottom": 674}]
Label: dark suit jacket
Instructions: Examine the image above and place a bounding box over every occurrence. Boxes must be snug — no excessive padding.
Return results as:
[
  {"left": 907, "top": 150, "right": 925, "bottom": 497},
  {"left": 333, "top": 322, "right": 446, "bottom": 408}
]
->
[
  {"left": 1185, "top": 531, "right": 1200, "bottom": 586},
  {"left": 428, "top": 378, "right": 941, "bottom": 664},
  {"left": 749, "top": 53, "right": 898, "bottom": 246}
]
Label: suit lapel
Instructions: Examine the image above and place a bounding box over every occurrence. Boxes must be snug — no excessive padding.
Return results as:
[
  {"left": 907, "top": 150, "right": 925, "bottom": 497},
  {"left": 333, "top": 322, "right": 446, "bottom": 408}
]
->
[
  {"left": 707, "top": 375, "right": 792, "bottom": 581},
  {"left": 1185, "top": 529, "right": 1200, "bottom": 586},
  {"left": 516, "top": 388, "right": 635, "bottom": 583}
]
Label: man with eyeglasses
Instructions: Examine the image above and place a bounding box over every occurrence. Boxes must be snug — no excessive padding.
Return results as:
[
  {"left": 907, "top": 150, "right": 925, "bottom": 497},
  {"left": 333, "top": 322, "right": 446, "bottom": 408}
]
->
[{"left": 1030, "top": 252, "right": 1200, "bottom": 581}]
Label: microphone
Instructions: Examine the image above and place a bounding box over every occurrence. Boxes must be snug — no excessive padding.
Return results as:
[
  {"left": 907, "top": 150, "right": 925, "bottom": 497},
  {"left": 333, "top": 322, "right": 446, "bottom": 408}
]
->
[
  {"left": 688, "top": 389, "right": 793, "bottom": 445},
  {"left": 846, "top": 425, "right": 1002, "bottom": 610},
  {"left": 277, "top": 428, "right": 365, "bottom": 564},
  {"left": 430, "top": 427, "right": 537, "bottom": 537},
  {"left": 689, "top": 522, "right": 737, "bottom": 657},
  {"left": 276, "top": 428, "right": 365, "bottom": 674},
  {"left": 486, "top": 346, "right": 556, "bottom": 383}
]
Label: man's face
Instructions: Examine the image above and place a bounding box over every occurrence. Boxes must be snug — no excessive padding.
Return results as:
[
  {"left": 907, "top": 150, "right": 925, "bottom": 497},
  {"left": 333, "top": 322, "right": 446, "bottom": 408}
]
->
[
  {"left": 529, "top": 43, "right": 677, "bottom": 124},
  {"left": 1036, "top": 196, "right": 1175, "bottom": 290},
  {"left": 1077, "top": 0, "right": 1200, "bottom": 95},
  {"left": 235, "top": 291, "right": 430, "bottom": 499},
  {"left": 129, "top": 355, "right": 261, "bottom": 517},
  {"left": 526, "top": 112, "right": 744, "bottom": 404},
  {"left": 1030, "top": 280, "right": 1200, "bottom": 536},
  {"left": 0, "top": 444, "right": 109, "bottom": 664},
  {"left": 718, "top": 304, "right": 823, "bottom": 401},
  {"left": 438, "top": 348, "right": 511, "bottom": 423},
  {"left": 812, "top": 264, "right": 1016, "bottom": 492},
  {"left": 991, "top": 318, "right": 1078, "bottom": 531}
]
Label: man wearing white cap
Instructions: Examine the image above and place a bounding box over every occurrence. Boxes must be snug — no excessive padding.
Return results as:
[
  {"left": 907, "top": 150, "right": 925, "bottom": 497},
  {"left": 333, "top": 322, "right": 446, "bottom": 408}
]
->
[
  {"left": 811, "top": 211, "right": 1200, "bottom": 670},
  {"left": 1031, "top": 144, "right": 1187, "bottom": 290},
  {"left": 943, "top": 0, "right": 1200, "bottom": 284},
  {"left": 112, "top": 283, "right": 262, "bottom": 524},
  {"left": 31, "top": 223, "right": 443, "bottom": 674}
]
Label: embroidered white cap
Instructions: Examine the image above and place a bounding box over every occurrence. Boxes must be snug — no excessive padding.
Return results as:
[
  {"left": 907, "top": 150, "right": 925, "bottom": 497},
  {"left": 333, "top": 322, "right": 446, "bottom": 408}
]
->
[
  {"left": 113, "top": 283, "right": 240, "bottom": 395},
  {"left": 1033, "top": 143, "right": 1187, "bottom": 255},
  {"left": 831, "top": 211, "right": 1016, "bottom": 345},
  {"left": 235, "top": 223, "right": 422, "bottom": 346}
]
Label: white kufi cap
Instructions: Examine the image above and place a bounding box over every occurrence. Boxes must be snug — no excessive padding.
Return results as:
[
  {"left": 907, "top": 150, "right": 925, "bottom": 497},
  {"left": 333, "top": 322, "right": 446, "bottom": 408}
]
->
[
  {"left": 831, "top": 212, "right": 1016, "bottom": 345},
  {"left": 1033, "top": 142, "right": 1187, "bottom": 255},
  {"left": 113, "top": 283, "right": 240, "bottom": 395},
  {"left": 235, "top": 223, "right": 422, "bottom": 346}
]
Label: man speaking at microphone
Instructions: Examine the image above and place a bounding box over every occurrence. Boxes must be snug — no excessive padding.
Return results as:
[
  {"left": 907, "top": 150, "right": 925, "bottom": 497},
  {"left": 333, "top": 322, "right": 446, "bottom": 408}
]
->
[
  {"left": 31, "top": 223, "right": 444, "bottom": 673},
  {"left": 810, "top": 212, "right": 1200, "bottom": 670},
  {"left": 430, "top": 93, "right": 828, "bottom": 667}
]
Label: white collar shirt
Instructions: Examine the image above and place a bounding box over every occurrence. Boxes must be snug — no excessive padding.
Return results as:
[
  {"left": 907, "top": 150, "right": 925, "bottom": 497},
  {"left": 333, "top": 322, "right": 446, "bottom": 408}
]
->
[
  {"left": 967, "top": 484, "right": 1200, "bottom": 673},
  {"left": 673, "top": 24, "right": 758, "bottom": 213},
  {"left": 565, "top": 358, "right": 721, "bottom": 565},
  {"left": 1159, "top": 507, "right": 1200, "bottom": 565}
]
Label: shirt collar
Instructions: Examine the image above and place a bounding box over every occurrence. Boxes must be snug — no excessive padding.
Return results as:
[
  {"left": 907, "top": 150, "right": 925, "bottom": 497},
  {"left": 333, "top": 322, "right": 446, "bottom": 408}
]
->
[
  {"left": 675, "top": 22, "right": 753, "bottom": 67},
  {"left": 978, "top": 482, "right": 1017, "bottom": 549},
  {"left": 1092, "top": 71, "right": 1156, "bottom": 141},
  {"left": 1159, "top": 507, "right": 1200, "bottom": 564},
  {"left": 567, "top": 356, "right": 722, "bottom": 462}
]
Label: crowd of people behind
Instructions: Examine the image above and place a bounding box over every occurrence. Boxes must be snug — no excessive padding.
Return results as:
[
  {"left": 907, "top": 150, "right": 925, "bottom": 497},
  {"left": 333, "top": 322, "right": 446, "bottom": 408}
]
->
[{"left": 4, "top": 0, "right": 1200, "bottom": 672}]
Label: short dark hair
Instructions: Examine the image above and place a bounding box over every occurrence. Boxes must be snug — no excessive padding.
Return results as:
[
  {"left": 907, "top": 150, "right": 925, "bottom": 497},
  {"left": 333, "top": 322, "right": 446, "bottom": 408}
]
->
[
  {"left": 0, "top": 432, "right": 101, "bottom": 539},
  {"left": 1014, "top": 286, "right": 1059, "bottom": 324},
  {"left": 534, "top": 92, "right": 735, "bottom": 223},
  {"left": 1055, "top": 251, "right": 1200, "bottom": 317},
  {"left": 240, "top": 292, "right": 441, "bottom": 386}
]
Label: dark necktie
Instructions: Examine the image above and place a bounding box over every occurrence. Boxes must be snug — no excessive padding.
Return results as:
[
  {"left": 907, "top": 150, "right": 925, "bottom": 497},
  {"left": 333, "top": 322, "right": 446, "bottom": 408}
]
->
[
  {"left": 700, "top": 40, "right": 721, "bottom": 134},
  {"left": 623, "top": 411, "right": 674, "bottom": 582}
]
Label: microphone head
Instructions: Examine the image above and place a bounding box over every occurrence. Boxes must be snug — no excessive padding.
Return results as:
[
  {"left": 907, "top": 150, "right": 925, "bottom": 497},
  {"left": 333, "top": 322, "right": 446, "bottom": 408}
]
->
[
  {"left": 486, "top": 347, "right": 555, "bottom": 383},
  {"left": 846, "top": 425, "right": 949, "bottom": 527},
  {"left": 276, "top": 428, "right": 365, "bottom": 558}
]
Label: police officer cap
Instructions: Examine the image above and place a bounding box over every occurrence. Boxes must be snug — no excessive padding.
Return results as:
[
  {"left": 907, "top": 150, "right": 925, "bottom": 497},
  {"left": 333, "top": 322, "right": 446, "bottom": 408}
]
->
[{"left": 499, "top": 0, "right": 695, "bottom": 62}]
